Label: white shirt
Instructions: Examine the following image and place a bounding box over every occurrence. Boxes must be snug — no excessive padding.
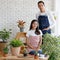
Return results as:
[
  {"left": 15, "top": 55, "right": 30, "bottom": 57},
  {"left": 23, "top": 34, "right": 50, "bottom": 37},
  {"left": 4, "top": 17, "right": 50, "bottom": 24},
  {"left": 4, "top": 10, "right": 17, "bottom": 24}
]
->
[
  {"left": 36, "top": 10, "right": 56, "bottom": 29},
  {"left": 26, "top": 29, "right": 42, "bottom": 37}
]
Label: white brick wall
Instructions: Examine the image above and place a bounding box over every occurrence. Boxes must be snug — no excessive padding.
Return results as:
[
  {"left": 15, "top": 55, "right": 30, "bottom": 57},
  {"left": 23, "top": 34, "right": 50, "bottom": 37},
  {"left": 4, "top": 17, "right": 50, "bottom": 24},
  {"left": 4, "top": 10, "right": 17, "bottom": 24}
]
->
[{"left": 0, "top": 0, "right": 54, "bottom": 39}]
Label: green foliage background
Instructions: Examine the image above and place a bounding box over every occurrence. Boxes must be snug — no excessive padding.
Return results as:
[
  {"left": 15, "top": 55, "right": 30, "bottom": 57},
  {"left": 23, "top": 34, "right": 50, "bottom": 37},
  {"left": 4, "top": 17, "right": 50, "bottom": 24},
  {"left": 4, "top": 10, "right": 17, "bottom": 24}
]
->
[{"left": 41, "top": 33, "right": 60, "bottom": 60}]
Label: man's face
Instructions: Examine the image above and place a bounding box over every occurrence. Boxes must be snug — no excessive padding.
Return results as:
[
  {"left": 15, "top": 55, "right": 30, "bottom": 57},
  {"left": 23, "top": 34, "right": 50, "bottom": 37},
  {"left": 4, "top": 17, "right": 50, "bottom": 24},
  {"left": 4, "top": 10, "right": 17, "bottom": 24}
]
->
[{"left": 38, "top": 3, "right": 45, "bottom": 12}]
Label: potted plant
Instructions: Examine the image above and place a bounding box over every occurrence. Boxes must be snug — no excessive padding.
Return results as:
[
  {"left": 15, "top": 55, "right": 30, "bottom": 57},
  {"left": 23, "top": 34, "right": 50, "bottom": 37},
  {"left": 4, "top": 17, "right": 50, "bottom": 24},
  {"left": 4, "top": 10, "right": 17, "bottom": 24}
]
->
[
  {"left": 3, "top": 46, "right": 9, "bottom": 57},
  {"left": 34, "top": 51, "right": 39, "bottom": 59},
  {"left": 23, "top": 48, "right": 27, "bottom": 57},
  {"left": 0, "top": 29, "right": 11, "bottom": 51},
  {"left": 10, "top": 39, "right": 23, "bottom": 56},
  {"left": 41, "top": 33, "right": 60, "bottom": 60},
  {"left": 17, "top": 20, "right": 26, "bottom": 32}
]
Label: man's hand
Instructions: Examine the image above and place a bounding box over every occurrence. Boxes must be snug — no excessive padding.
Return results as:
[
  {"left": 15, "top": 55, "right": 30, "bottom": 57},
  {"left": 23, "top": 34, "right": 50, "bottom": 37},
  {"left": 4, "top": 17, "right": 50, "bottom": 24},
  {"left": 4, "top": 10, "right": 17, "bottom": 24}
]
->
[{"left": 43, "top": 27, "right": 50, "bottom": 30}]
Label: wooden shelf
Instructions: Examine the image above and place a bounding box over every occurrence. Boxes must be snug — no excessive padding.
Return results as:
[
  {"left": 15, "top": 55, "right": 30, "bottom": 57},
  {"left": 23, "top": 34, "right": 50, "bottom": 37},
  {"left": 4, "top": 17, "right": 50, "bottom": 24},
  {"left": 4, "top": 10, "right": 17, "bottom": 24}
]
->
[
  {"left": 15, "top": 32, "right": 27, "bottom": 43},
  {"left": 15, "top": 32, "right": 26, "bottom": 39}
]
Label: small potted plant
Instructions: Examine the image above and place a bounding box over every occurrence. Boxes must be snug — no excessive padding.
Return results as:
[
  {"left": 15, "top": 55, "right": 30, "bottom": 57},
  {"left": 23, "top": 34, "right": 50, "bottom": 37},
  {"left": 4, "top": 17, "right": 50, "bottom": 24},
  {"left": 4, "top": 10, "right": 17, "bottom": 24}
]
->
[
  {"left": 23, "top": 48, "right": 27, "bottom": 57},
  {"left": 34, "top": 51, "right": 39, "bottom": 59},
  {"left": 3, "top": 46, "right": 9, "bottom": 57},
  {"left": 0, "top": 29, "right": 11, "bottom": 51},
  {"left": 17, "top": 20, "right": 26, "bottom": 32},
  {"left": 10, "top": 39, "right": 23, "bottom": 56}
]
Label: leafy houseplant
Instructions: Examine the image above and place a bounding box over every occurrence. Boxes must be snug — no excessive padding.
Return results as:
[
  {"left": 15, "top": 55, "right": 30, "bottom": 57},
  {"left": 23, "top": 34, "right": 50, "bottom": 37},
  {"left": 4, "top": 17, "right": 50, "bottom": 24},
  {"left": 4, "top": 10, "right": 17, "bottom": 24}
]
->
[
  {"left": 10, "top": 39, "right": 23, "bottom": 56},
  {"left": 10, "top": 39, "right": 23, "bottom": 47},
  {"left": 34, "top": 51, "right": 39, "bottom": 59},
  {"left": 0, "top": 29, "right": 11, "bottom": 42},
  {"left": 3, "top": 46, "right": 9, "bottom": 57},
  {"left": 41, "top": 33, "right": 60, "bottom": 60},
  {"left": 3, "top": 47, "right": 9, "bottom": 54},
  {"left": 0, "top": 29, "right": 11, "bottom": 51}
]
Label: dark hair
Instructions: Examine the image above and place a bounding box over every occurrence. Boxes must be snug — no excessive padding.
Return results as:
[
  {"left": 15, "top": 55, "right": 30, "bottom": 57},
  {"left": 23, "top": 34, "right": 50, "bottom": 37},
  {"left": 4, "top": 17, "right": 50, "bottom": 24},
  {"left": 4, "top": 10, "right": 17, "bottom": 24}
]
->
[
  {"left": 38, "top": 1, "right": 45, "bottom": 5},
  {"left": 29, "top": 20, "right": 40, "bottom": 35}
]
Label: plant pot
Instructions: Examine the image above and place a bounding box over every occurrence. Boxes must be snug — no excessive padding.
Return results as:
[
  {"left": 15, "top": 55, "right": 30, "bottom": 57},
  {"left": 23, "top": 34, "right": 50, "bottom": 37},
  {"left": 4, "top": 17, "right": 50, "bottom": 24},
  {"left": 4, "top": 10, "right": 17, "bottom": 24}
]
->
[
  {"left": 20, "top": 46, "right": 25, "bottom": 54},
  {"left": 0, "top": 42, "right": 7, "bottom": 52},
  {"left": 20, "top": 27, "right": 24, "bottom": 32},
  {"left": 11, "top": 47, "right": 21, "bottom": 56},
  {"left": 3, "top": 53, "right": 8, "bottom": 57},
  {"left": 0, "top": 51, "right": 4, "bottom": 57},
  {"left": 34, "top": 55, "right": 39, "bottom": 60},
  {"left": 34, "top": 55, "right": 39, "bottom": 59}
]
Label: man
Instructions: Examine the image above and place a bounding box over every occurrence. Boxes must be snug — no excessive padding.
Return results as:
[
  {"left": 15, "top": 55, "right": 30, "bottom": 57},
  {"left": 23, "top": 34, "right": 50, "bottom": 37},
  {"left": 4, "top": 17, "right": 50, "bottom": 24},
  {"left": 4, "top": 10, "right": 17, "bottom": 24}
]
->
[{"left": 36, "top": 1, "right": 55, "bottom": 34}]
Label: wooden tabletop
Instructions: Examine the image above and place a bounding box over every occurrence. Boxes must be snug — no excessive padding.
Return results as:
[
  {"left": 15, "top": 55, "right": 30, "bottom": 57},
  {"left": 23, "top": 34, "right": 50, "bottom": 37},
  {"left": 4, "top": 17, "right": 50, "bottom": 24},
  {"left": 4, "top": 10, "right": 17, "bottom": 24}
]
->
[
  {"left": 0, "top": 55, "right": 49, "bottom": 60},
  {"left": 0, "top": 54, "right": 34, "bottom": 60}
]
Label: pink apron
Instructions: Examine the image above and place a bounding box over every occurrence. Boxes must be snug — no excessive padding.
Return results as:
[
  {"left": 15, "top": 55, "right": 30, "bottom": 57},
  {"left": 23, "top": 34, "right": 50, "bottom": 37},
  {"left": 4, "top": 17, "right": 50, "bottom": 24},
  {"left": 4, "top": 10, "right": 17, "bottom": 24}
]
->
[{"left": 27, "top": 36, "right": 40, "bottom": 52}]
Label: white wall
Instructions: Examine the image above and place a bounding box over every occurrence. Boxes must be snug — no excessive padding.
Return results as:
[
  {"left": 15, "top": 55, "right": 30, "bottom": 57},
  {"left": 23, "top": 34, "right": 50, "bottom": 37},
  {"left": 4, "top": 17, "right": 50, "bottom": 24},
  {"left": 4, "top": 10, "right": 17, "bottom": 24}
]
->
[
  {"left": 55, "top": 0, "right": 60, "bottom": 36},
  {"left": 0, "top": 0, "right": 55, "bottom": 39}
]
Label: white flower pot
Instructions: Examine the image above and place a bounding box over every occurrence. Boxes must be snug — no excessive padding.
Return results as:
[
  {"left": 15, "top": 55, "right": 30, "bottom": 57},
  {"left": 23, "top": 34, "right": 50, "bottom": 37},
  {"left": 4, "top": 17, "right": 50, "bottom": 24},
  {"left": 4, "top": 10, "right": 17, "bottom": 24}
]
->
[{"left": 11, "top": 47, "right": 21, "bottom": 56}]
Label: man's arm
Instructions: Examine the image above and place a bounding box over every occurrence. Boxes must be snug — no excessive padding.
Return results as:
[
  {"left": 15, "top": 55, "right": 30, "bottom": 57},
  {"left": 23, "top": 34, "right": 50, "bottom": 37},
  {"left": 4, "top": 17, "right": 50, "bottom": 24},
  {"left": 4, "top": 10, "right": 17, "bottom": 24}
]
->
[{"left": 48, "top": 11, "right": 56, "bottom": 29}]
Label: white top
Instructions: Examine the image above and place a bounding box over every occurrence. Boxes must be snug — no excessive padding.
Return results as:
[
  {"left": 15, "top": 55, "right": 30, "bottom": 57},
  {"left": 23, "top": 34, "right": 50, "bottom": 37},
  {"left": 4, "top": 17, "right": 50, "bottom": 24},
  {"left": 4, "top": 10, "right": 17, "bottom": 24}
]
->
[
  {"left": 26, "top": 29, "right": 42, "bottom": 37},
  {"left": 36, "top": 10, "right": 56, "bottom": 29}
]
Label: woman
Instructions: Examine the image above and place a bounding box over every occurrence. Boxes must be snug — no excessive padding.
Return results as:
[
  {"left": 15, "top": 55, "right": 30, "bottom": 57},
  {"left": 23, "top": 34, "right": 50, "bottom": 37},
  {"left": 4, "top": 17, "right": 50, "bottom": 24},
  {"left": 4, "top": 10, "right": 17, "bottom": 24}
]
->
[
  {"left": 36, "top": 1, "right": 55, "bottom": 34},
  {"left": 26, "top": 20, "right": 42, "bottom": 55}
]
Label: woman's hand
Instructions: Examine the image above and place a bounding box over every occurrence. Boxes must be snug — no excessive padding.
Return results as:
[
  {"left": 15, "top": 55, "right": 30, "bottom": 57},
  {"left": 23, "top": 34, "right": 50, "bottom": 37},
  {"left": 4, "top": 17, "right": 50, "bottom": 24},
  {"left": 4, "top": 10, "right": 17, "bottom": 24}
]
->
[
  {"left": 33, "top": 47, "right": 40, "bottom": 51},
  {"left": 36, "top": 47, "right": 40, "bottom": 51}
]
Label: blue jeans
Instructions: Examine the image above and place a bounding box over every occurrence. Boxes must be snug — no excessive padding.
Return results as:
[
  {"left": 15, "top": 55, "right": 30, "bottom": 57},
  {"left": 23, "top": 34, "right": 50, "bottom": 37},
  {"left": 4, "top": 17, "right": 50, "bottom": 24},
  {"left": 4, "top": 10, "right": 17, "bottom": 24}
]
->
[
  {"left": 29, "top": 49, "right": 42, "bottom": 55},
  {"left": 42, "top": 29, "right": 51, "bottom": 34}
]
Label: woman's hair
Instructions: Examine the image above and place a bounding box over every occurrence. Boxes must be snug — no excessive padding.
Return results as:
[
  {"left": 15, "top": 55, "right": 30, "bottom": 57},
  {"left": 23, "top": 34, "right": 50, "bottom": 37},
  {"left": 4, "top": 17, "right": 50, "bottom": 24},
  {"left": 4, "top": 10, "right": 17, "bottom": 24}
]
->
[
  {"left": 29, "top": 20, "right": 40, "bottom": 35},
  {"left": 38, "top": 1, "right": 45, "bottom": 5}
]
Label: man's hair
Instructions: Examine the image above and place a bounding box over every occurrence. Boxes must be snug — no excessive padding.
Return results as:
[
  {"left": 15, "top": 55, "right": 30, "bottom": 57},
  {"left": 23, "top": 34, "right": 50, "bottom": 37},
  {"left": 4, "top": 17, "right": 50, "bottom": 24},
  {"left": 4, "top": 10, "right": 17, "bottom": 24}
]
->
[{"left": 38, "top": 1, "right": 45, "bottom": 5}]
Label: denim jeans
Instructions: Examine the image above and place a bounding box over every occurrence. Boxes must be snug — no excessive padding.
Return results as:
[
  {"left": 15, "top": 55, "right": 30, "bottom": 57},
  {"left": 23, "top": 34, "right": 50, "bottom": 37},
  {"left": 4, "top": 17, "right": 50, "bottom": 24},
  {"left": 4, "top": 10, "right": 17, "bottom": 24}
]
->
[
  {"left": 42, "top": 29, "right": 51, "bottom": 34},
  {"left": 29, "top": 49, "right": 42, "bottom": 55}
]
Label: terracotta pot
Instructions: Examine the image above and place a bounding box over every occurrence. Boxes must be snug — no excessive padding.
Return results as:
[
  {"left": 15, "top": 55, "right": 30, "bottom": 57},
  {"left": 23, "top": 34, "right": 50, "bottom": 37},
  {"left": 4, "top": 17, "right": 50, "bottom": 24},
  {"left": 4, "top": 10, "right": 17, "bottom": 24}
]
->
[
  {"left": 0, "top": 42, "right": 7, "bottom": 51},
  {"left": 11, "top": 47, "right": 21, "bottom": 56},
  {"left": 3, "top": 54, "right": 8, "bottom": 57},
  {"left": 0, "top": 51, "right": 4, "bottom": 57},
  {"left": 34, "top": 55, "right": 39, "bottom": 59},
  {"left": 20, "top": 46, "right": 25, "bottom": 54}
]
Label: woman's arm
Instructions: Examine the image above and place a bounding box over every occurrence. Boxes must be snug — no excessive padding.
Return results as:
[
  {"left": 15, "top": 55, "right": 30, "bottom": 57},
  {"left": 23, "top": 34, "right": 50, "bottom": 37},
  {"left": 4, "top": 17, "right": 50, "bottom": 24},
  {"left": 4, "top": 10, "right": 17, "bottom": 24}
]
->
[{"left": 37, "top": 35, "right": 42, "bottom": 50}]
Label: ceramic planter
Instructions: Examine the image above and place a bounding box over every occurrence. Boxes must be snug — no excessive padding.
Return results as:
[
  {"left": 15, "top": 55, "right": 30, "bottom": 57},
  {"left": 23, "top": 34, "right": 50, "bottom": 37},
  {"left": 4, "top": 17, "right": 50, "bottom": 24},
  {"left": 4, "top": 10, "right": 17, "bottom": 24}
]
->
[
  {"left": 11, "top": 47, "right": 21, "bottom": 56},
  {"left": 3, "top": 53, "right": 8, "bottom": 57},
  {"left": 20, "top": 27, "right": 24, "bottom": 32}
]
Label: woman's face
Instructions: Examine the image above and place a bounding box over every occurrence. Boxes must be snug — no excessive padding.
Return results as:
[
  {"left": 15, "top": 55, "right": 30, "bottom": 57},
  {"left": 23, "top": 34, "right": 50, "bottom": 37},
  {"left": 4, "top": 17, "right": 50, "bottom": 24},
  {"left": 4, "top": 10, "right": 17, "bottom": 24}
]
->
[
  {"left": 38, "top": 3, "right": 45, "bottom": 12},
  {"left": 32, "top": 21, "right": 38, "bottom": 29}
]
